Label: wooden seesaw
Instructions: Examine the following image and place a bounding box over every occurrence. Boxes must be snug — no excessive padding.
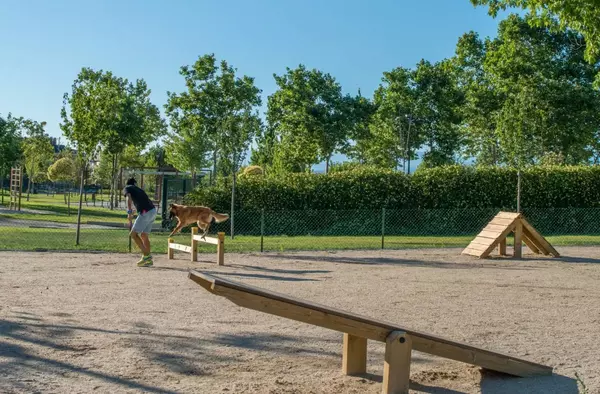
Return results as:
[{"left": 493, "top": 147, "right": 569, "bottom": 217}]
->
[
  {"left": 168, "top": 228, "right": 225, "bottom": 266},
  {"left": 188, "top": 271, "right": 552, "bottom": 394}
]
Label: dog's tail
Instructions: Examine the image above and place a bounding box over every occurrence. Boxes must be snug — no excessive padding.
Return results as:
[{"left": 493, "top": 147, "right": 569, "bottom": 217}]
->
[{"left": 211, "top": 211, "right": 230, "bottom": 223}]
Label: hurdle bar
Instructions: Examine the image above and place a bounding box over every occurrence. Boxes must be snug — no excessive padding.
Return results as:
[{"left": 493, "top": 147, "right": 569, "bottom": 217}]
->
[{"left": 168, "top": 227, "right": 225, "bottom": 265}]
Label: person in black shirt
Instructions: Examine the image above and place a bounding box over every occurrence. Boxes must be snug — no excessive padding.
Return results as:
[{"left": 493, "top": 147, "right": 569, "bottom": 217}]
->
[{"left": 123, "top": 177, "right": 157, "bottom": 267}]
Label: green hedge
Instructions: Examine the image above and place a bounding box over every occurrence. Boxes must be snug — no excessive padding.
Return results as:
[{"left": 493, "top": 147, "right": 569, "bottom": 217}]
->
[{"left": 184, "top": 165, "right": 600, "bottom": 211}]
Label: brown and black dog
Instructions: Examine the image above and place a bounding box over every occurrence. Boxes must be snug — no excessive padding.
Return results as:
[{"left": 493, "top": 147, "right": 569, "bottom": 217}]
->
[{"left": 168, "top": 203, "right": 229, "bottom": 239}]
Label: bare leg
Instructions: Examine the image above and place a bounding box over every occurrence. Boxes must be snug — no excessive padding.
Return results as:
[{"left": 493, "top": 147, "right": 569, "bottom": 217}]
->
[
  {"left": 140, "top": 233, "right": 151, "bottom": 255},
  {"left": 130, "top": 231, "right": 149, "bottom": 255}
]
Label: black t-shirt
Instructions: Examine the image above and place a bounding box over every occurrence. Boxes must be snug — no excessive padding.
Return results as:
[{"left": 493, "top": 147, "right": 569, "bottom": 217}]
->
[{"left": 123, "top": 185, "right": 155, "bottom": 213}]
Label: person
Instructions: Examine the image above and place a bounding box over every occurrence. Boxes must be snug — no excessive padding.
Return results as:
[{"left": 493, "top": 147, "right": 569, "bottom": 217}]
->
[{"left": 123, "top": 177, "right": 157, "bottom": 267}]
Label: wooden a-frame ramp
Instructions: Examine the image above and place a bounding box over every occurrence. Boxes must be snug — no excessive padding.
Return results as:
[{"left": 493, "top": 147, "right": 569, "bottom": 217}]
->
[
  {"left": 189, "top": 271, "right": 552, "bottom": 394},
  {"left": 462, "top": 211, "right": 560, "bottom": 259}
]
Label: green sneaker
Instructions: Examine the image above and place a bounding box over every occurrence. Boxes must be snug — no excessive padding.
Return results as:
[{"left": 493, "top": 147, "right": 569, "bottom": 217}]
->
[{"left": 137, "top": 254, "right": 153, "bottom": 267}]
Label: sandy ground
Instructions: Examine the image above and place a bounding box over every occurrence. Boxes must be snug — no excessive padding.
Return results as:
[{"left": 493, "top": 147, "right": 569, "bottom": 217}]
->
[{"left": 1, "top": 247, "right": 599, "bottom": 394}]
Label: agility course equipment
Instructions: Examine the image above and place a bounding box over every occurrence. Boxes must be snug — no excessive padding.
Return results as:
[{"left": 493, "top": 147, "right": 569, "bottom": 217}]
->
[
  {"left": 462, "top": 211, "right": 559, "bottom": 259},
  {"left": 9, "top": 167, "right": 23, "bottom": 211},
  {"left": 168, "top": 228, "right": 225, "bottom": 265},
  {"left": 189, "top": 271, "right": 552, "bottom": 394}
]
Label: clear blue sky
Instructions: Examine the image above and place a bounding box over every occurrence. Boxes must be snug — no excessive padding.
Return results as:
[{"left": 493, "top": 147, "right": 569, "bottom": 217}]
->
[{"left": 0, "top": 0, "right": 511, "bottom": 170}]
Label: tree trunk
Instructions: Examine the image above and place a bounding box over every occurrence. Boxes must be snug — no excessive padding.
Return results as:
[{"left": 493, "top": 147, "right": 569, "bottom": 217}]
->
[
  {"left": 212, "top": 150, "right": 217, "bottom": 185},
  {"left": 75, "top": 162, "right": 85, "bottom": 245},
  {"left": 230, "top": 154, "right": 236, "bottom": 240},
  {"left": 110, "top": 154, "right": 117, "bottom": 210},
  {"left": 26, "top": 177, "right": 31, "bottom": 201},
  {"left": 0, "top": 168, "right": 4, "bottom": 206},
  {"left": 325, "top": 156, "right": 330, "bottom": 174}
]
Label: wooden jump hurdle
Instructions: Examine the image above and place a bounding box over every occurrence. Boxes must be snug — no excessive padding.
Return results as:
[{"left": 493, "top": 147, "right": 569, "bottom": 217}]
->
[
  {"left": 189, "top": 271, "right": 552, "bottom": 394},
  {"left": 168, "top": 228, "right": 225, "bottom": 265}
]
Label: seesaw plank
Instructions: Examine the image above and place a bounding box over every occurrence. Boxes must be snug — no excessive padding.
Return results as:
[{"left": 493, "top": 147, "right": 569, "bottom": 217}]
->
[{"left": 188, "top": 271, "right": 552, "bottom": 377}]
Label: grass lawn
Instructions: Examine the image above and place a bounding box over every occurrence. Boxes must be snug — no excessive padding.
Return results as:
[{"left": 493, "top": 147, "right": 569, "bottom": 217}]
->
[
  {"left": 0, "top": 192, "right": 161, "bottom": 224},
  {"left": 1, "top": 226, "right": 600, "bottom": 254}
]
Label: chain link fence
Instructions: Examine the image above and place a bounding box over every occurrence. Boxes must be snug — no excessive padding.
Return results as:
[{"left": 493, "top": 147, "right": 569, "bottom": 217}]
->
[{"left": 2, "top": 191, "right": 600, "bottom": 254}]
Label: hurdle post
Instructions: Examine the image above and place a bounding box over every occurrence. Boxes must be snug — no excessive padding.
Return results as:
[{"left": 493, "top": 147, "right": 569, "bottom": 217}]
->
[
  {"left": 191, "top": 227, "right": 199, "bottom": 262},
  {"left": 217, "top": 232, "right": 225, "bottom": 266},
  {"left": 167, "top": 238, "right": 174, "bottom": 259}
]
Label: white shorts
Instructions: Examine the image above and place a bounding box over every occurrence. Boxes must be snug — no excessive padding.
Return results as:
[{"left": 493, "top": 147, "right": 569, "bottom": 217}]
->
[{"left": 132, "top": 208, "right": 157, "bottom": 234}]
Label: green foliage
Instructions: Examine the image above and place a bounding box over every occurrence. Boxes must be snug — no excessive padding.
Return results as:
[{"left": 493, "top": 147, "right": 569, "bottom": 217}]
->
[
  {"left": 22, "top": 129, "right": 54, "bottom": 184},
  {"left": 61, "top": 67, "right": 165, "bottom": 161},
  {"left": 361, "top": 60, "right": 463, "bottom": 171},
  {"left": 47, "top": 157, "right": 76, "bottom": 182},
  {"left": 0, "top": 113, "right": 22, "bottom": 175},
  {"left": 165, "top": 54, "right": 262, "bottom": 177},
  {"left": 454, "top": 15, "right": 600, "bottom": 166},
  {"left": 471, "top": 0, "right": 600, "bottom": 65},
  {"left": 186, "top": 165, "right": 600, "bottom": 211},
  {"left": 263, "top": 65, "right": 363, "bottom": 173}
]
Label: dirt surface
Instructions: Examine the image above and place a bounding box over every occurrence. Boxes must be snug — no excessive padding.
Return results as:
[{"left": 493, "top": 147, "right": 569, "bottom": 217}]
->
[{"left": 1, "top": 247, "right": 599, "bottom": 393}]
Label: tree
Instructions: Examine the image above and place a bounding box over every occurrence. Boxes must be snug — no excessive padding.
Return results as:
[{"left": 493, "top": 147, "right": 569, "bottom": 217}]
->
[
  {"left": 365, "top": 60, "right": 463, "bottom": 172},
  {"left": 340, "top": 91, "right": 378, "bottom": 164},
  {"left": 250, "top": 125, "right": 277, "bottom": 172},
  {"left": 453, "top": 31, "right": 505, "bottom": 166},
  {"left": 362, "top": 66, "right": 416, "bottom": 170},
  {"left": 21, "top": 121, "right": 54, "bottom": 201},
  {"left": 166, "top": 54, "right": 262, "bottom": 237},
  {"left": 471, "top": 0, "right": 600, "bottom": 66},
  {"left": 95, "top": 76, "right": 166, "bottom": 209},
  {"left": 0, "top": 114, "right": 22, "bottom": 204},
  {"left": 411, "top": 59, "right": 464, "bottom": 169},
  {"left": 266, "top": 65, "right": 355, "bottom": 173},
  {"left": 61, "top": 67, "right": 165, "bottom": 244},
  {"left": 454, "top": 15, "right": 600, "bottom": 166}
]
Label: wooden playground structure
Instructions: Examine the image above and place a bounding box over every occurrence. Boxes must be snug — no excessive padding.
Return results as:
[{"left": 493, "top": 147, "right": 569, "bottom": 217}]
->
[
  {"left": 168, "top": 228, "right": 225, "bottom": 265},
  {"left": 9, "top": 167, "right": 23, "bottom": 211},
  {"left": 189, "top": 271, "right": 552, "bottom": 394},
  {"left": 462, "top": 211, "right": 559, "bottom": 259}
]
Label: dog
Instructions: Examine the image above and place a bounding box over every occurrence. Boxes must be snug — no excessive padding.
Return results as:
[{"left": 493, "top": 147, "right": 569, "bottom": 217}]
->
[{"left": 167, "top": 203, "right": 229, "bottom": 239}]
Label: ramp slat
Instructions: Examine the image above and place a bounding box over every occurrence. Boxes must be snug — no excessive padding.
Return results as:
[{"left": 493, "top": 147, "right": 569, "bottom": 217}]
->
[{"left": 189, "top": 271, "right": 552, "bottom": 377}]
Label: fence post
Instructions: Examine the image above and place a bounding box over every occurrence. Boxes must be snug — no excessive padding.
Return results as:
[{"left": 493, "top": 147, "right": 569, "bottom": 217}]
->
[
  {"left": 381, "top": 207, "right": 386, "bottom": 249},
  {"left": 260, "top": 208, "right": 265, "bottom": 253}
]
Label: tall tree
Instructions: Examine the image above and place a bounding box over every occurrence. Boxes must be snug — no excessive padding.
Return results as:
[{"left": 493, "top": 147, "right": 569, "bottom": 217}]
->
[
  {"left": 166, "top": 54, "right": 261, "bottom": 181},
  {"left": 411, "top": 59, "right": 464, "bottom": 168},
  {"left": 61, "top": 67, "right": 165, "bottom": 243},
  {"left": 453, "top": 31, "right": 505, "bottom": 166},
  {"left": 166, "top": 54, "right": 262, "bottom": 237},
  {"left": 267, "top": 65, "right": 354, "bottom": 173},
  {"left": 98, "top": 76, "right": 166, "bottom": 209},
  {"left": 365, "top": 60, "right": 463, "bottom": 171},
  {"left": 340, "top": 91, "right": 378, "bottom": 164},
  {"left": 455, "top": 15, "right": 600, "bottom": 166}
]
